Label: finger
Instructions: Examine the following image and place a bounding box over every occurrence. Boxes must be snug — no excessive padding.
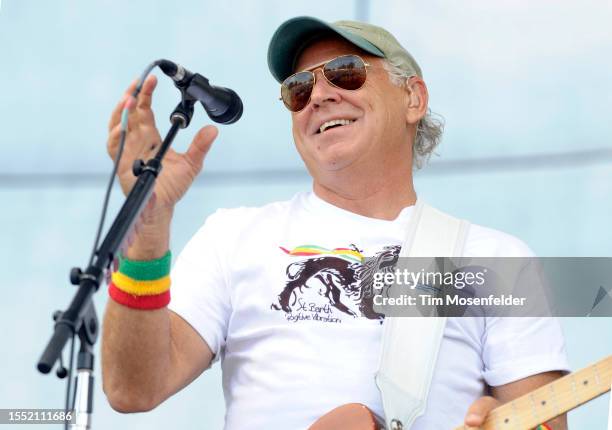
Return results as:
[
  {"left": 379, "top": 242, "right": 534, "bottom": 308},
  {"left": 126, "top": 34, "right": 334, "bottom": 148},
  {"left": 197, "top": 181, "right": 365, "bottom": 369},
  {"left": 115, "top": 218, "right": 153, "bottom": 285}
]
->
[
  {"left": 136, "top": 75, "right": 158, "bottom": 110},
  {"left": 107, "top": 130, "right": 130, "bottom": 161},
  {"left": 108, "top": 79, "right": 139, "bottom": 131},
  {"left": 464, "top": 396, "right": 500, "bottom": 428},
  {"left": 185, "top": 125, "right": 219, "bottom": 171},
  {"left": 107, "top": 123, "right": 125, "bottom": 158},
  {"left": 107, "top": 132, "right": 118, "bottom": 159}
]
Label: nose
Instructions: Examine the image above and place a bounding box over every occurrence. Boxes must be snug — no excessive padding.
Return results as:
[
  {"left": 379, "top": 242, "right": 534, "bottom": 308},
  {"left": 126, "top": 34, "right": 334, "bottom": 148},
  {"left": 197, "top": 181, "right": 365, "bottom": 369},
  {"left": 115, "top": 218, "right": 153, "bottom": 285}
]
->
[{"left": 309, "top": 69, "right": 342, "bottom": 109}]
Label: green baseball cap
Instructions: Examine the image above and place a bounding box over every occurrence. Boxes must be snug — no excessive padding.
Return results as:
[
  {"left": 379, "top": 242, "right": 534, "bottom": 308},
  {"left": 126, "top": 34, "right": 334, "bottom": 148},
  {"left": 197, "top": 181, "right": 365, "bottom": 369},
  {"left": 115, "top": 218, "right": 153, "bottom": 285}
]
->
[{"left": 267, "top": 16, "right": 422, "bottom": 83}]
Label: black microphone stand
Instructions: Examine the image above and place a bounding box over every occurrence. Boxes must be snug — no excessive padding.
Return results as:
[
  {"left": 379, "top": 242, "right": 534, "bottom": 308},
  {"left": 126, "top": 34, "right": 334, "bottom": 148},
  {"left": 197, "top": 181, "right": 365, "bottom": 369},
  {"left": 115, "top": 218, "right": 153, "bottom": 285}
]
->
[{"left": 37, "top": 91, "right": 197, "bottom": 429}]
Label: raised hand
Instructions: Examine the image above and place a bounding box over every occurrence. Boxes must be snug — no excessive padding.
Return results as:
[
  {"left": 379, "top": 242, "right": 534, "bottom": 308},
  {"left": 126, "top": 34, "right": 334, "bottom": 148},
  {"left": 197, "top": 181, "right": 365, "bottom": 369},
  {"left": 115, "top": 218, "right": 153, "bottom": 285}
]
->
[{"left": 107, "top": 75, "right": 218, "bottom": 215}]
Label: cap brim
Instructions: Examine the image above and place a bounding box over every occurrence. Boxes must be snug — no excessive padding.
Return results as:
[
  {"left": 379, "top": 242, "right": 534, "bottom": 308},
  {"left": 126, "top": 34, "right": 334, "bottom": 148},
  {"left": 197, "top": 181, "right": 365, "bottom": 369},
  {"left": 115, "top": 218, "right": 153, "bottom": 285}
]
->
[{"left": 267, "top": 16, "right": 384, "bottom": 83}]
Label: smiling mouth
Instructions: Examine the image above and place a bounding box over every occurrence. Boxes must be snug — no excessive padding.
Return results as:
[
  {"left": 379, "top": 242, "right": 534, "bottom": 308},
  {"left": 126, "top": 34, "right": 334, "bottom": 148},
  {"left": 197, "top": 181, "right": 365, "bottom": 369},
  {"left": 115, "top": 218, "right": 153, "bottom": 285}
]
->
[{"left": 317, "top": 119, "right": 356, "bottom": 134}]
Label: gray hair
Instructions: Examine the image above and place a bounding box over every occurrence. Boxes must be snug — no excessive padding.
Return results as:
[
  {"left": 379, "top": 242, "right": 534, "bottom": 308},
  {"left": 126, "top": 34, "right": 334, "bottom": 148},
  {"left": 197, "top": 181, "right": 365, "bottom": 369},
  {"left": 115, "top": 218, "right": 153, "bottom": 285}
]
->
[{"left": 382, "top": 60, "right": 444, "bottom": 169}]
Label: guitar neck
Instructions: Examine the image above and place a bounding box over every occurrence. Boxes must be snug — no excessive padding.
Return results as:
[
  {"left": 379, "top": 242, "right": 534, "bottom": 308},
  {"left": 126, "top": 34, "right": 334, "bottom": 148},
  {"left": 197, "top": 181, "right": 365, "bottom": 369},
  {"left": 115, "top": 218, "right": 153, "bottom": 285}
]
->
[{"left": 454, "top": 355, "right": 612, "bottom": 430}]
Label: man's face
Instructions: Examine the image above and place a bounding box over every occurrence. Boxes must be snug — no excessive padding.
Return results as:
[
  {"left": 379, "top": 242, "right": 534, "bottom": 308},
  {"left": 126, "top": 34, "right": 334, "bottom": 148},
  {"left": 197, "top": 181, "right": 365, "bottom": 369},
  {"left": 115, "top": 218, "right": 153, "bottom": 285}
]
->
[{"left": 290, "top": 37, "right": 413, "bottom": 179}]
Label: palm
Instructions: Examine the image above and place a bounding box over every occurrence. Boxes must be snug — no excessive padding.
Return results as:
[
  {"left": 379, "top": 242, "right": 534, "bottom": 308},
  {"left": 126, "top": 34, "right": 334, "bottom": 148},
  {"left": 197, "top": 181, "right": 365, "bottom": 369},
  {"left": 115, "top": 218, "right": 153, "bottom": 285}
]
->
[{"left": 115, "top": 143, "right": 198, "bottom": 209}]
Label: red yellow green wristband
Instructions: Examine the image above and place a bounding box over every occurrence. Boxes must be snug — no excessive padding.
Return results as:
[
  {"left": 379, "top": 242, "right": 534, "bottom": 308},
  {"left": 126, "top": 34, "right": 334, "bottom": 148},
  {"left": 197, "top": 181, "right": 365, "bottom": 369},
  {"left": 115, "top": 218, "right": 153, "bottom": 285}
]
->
[
  {"left": 535, "top": 424, "right": 552, "bottom": 430},
  {"left": 108, "top": 251, "right": 171, "bottom": 310}
]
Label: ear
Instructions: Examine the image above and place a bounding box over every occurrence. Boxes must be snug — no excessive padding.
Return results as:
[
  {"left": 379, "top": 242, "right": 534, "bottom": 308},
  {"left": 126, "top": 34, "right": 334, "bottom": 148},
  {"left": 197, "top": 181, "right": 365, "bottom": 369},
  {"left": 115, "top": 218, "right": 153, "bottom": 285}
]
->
[{"left": 404, "top": 76, "right": 429, "bottom": 125}]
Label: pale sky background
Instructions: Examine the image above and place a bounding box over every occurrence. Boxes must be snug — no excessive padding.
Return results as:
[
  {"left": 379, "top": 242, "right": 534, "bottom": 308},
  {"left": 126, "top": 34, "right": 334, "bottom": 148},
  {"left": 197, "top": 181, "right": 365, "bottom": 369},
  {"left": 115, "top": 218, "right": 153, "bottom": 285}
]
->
[{"left": 0, "top": 0, "right": 610, "bottom": 428}]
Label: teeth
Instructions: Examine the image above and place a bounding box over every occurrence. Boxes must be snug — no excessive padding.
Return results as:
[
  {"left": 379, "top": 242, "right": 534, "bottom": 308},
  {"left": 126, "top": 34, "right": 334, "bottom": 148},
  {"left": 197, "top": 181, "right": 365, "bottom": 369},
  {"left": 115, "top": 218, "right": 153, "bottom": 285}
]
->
[{"left": 319, "top": 119, "right": 354, "bottom": 134}]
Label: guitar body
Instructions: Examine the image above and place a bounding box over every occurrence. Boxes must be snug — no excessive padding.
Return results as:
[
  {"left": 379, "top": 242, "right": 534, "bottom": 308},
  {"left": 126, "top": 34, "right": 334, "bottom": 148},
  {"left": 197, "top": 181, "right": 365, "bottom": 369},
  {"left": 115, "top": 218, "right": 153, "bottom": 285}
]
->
[{"left": 308, "top": 403, "right": 383, "bottom": 430}]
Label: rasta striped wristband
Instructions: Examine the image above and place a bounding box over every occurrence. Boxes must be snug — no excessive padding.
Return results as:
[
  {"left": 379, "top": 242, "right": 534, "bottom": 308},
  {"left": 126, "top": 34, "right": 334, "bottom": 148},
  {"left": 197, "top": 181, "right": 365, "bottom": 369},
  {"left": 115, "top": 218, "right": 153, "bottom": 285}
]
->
[
  {"left": 108, "top": 251, "right": 172, "bottom": 310},
  {"left": 535, "top": 424, "right": 552, "bottom": 430}
]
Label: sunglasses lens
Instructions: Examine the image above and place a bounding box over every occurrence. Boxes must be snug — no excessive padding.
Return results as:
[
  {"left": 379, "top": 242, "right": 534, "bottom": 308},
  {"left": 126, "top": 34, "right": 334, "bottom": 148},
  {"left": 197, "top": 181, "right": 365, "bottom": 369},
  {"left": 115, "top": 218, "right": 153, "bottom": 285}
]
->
[
  {"left": 281, "top": 71, "right": 314, "bottom": 112},
  {"left": 280, "top": 56, "right": 368, "bottom": 112},
  {"left": 324, "top": 55, "right": 367, "bottom": 90}
]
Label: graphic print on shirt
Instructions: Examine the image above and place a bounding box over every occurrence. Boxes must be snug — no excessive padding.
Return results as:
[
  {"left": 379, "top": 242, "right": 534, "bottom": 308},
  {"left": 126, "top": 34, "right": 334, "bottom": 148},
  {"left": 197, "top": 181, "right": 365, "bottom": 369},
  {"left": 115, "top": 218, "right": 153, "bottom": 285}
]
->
[{"left": 270, "top": 244, "right": 401, "bottom": 323}]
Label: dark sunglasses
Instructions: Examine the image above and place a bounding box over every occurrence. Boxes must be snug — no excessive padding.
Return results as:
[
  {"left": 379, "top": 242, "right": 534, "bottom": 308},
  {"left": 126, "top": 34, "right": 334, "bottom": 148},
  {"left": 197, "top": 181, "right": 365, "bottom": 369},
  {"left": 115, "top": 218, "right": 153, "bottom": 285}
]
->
[{"left": 280, "top": 54, "right": 371, "bottom": 112}]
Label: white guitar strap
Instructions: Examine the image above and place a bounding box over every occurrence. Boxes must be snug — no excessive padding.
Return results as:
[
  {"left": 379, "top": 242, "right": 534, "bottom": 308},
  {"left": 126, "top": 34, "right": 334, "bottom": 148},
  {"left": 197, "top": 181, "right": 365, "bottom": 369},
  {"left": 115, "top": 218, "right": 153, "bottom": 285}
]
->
[{"left": 375, "top": 201, "right": 470, "bottom": 430}]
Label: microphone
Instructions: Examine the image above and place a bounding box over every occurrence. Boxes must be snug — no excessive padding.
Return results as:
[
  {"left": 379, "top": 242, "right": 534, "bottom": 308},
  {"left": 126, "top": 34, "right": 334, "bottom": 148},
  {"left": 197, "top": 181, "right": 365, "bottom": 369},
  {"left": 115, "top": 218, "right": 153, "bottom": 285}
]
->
[{"left": 158, "top": 59, "right": 243, "bottom": 124}]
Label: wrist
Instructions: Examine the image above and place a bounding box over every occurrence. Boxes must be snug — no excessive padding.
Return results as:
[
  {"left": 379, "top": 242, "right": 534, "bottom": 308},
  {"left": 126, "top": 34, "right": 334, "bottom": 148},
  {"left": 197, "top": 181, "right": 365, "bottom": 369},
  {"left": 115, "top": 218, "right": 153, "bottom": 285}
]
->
[
  {"left": 109, "top": 250, "right": 172, "bottom": 310},
  {"left": 140, "top": 204, "right": 174, "bottom": 225},
  {"left": 126, "top": 209, "right": 173, "bottom": 260}
]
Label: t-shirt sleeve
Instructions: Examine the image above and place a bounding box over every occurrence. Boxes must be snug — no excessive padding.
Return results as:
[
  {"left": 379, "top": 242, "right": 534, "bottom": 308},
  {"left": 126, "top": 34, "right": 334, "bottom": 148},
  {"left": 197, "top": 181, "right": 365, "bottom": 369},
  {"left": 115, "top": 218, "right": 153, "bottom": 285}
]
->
[
  {"left": 467, "top": 224, "right": 570, "bottom": 385},
  {"left": 168, "top": 211, "right": 232, "bottom": 361},
  {"left": 481, "top": 317, "right": 570, "bottom": 386}
]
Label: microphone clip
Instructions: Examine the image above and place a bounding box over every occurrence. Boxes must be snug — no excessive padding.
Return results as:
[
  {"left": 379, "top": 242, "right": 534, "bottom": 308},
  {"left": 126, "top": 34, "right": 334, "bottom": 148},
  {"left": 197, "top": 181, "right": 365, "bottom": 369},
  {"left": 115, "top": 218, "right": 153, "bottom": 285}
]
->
[{"left": 170, "top": 96, "right": 196, "bottom": 129}]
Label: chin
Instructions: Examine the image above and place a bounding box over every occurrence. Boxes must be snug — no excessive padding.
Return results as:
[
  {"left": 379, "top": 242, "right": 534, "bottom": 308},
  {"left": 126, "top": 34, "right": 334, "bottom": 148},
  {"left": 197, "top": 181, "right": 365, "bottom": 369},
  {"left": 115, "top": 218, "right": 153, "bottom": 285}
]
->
[
  {"left": 318, "top": 160, "right": 349, "bottom": 172},
  {"left": 312, "top": 152, "right": 357, "bottom": 173},
  {"left": 297, "top": 134, "right": 366, "bottom": 173}
]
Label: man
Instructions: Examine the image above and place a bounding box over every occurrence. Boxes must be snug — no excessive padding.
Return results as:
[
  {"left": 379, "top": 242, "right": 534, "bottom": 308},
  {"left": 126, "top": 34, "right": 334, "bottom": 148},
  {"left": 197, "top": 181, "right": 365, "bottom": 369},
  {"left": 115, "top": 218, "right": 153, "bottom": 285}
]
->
[{"left": 102, "top": 16, "right": 569, "bottom": 429}]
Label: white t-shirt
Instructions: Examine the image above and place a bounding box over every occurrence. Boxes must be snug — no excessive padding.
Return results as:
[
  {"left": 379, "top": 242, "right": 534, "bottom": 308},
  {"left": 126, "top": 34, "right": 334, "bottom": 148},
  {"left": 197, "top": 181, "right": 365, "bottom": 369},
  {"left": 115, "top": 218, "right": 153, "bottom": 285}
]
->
[{"left": 168, "top": 192, "right": 569, "bottom": 430}]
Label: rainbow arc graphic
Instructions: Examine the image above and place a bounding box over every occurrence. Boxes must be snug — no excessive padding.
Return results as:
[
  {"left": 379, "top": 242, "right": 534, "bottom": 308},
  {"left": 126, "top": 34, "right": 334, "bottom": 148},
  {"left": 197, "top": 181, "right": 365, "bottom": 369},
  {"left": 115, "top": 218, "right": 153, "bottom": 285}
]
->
[{"left": 279, "top": 245, "right": 364, "bottom": 263}]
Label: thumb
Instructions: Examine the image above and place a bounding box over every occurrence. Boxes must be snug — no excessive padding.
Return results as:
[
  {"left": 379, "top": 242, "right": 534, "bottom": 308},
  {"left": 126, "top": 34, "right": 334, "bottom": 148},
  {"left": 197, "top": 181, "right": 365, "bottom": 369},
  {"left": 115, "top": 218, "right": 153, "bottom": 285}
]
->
[
  {"left": 185, "top": 125, "right": 219, "bottom": 171},
  {"left": 464, "top": 395, "right": 500, "bottom": 428}
]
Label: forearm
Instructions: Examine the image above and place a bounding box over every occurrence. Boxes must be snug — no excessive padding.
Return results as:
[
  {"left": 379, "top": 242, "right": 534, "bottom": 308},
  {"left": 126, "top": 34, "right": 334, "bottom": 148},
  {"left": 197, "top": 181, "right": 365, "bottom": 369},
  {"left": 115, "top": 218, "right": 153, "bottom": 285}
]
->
[
  {"left": 102, "top": 211, "right": 174, "bottom": 411},
  {"left": 101, "top": 301, "right": 172, "bottom": 412}
]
